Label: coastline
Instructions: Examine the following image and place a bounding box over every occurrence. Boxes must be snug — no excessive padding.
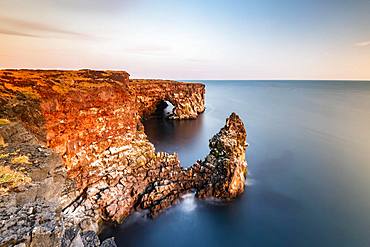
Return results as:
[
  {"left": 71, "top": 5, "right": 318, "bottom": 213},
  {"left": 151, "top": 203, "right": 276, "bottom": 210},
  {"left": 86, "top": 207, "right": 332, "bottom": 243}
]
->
[{"left": 0, "top": 69, "right": 247, "bottom": 246}]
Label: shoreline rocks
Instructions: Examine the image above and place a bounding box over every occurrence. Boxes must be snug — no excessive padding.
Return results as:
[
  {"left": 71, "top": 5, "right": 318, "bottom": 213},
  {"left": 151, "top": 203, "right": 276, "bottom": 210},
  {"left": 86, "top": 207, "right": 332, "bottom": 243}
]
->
[
  {"left": 0, "top": 70, "right": 247, "bottom": 247},
  {"left": 135, "top": 113, "right": 247, "bottom": 217}
]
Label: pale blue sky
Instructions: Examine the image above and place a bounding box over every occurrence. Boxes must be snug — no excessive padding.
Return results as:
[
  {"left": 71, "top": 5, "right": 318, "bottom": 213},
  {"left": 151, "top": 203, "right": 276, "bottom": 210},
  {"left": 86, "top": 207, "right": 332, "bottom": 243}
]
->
[{"left": 0, "top": 0, "right": 369, "bottom": 79}]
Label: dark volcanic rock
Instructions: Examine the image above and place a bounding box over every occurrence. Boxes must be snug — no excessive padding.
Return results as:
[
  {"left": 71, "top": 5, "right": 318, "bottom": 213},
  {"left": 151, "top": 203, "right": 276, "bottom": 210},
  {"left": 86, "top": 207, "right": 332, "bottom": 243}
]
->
[
  {"left": 99, "top": 238, "right": 117, "bottom": 247},
  {"left": 80, "top": 231, "right": 100, "bottom": 247},
  {"left": 61, "top": 227, "right": 79, "bottom": 247}
]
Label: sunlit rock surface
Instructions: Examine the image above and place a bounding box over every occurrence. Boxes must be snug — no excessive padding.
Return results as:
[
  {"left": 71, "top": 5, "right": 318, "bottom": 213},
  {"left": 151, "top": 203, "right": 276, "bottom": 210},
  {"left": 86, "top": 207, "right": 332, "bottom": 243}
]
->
[
  {"left": 129, "top": 79, "right": 205, "bottom": 119},
  {"left": 0, "top": 69, "right": 246, "bottom": 247}
]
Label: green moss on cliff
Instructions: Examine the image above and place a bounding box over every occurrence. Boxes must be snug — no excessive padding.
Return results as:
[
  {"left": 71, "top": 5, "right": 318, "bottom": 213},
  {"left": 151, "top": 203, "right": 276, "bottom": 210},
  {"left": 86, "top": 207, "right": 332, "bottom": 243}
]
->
[
  {"left": 0, "top": 119, "right": 10, "bottom": 125},
  {"left": 0, "top": 166, "right": 31, "bottom": 195},
  {"left": 11, "top": 155, "right": 31, "bottom": 164}
]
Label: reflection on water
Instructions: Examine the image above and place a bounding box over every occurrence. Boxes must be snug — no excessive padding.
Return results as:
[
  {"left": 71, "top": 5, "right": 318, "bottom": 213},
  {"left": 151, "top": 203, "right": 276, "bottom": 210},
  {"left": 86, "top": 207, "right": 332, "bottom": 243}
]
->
[
  {"left": 143, "top": 109, "right": 205, "bottom": 167},
  {"left": 100, "top": 81, "right": 370, "bottom": 247}
]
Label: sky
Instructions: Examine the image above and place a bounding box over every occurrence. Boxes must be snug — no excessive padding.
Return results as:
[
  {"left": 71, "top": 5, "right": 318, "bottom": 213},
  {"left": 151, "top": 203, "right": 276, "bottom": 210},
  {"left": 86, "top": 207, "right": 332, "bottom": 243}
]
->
[{"left": 0, "top": 0, "right": 369, "bottom": 80}]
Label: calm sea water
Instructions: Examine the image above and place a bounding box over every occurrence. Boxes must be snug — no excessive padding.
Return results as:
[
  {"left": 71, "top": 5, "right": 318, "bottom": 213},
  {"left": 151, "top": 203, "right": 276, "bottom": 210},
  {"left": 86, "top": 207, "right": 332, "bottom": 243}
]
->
[{"left": 100, "top": 81, "right": 370, "bottom": 247}]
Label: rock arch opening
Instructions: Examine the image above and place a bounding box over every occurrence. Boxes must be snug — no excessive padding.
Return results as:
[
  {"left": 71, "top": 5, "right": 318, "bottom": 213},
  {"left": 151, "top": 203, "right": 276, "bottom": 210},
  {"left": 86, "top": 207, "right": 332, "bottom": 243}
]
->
[{"left": 153, "top": 100, "right": 175, "bottom": 118}]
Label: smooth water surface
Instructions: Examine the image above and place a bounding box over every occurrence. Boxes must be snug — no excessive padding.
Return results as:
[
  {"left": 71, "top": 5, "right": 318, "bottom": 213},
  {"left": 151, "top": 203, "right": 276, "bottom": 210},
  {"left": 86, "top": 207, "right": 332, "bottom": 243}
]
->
[{"left": 100, "top": 81, "right": 370, "bottom": 247}]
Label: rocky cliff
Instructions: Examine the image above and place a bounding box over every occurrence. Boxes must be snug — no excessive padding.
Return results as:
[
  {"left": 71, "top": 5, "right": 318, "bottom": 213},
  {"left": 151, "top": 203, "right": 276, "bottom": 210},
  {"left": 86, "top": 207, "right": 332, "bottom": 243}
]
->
[
  {"left": 129, "top": 79, "right": 205, "bottom": 119},
  {"left": 0, "top": 70, "right": 247, "bottom": 247}
]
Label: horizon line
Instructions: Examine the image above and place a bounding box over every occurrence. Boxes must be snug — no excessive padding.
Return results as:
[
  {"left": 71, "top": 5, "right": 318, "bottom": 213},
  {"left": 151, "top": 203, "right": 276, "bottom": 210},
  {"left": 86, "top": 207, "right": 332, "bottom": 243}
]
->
[
  {"left": 0, "top": 67, "right": 369, "bottom": 81},
  {"left": 177, "top": 79, "right": 370, "bottom": 82}
]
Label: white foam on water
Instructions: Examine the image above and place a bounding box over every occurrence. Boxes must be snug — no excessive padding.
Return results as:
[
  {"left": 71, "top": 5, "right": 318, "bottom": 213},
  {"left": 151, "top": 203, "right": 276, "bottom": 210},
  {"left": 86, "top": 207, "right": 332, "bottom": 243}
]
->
[
  {"left": 245, "top": 177, "right": 255, "bottom": 186},
  {"left": 203, "top": 196, "right": 226, "bottom": 206},
  {"left": 180, "top": 193, "right": 197, "bottom": 212}
]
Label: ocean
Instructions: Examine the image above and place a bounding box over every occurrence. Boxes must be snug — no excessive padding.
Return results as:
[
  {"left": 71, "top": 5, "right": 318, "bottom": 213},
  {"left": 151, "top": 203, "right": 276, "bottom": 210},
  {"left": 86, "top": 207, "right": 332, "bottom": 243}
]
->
[{"left": 100, "top": 80, "right": 370, "bottom": 247}]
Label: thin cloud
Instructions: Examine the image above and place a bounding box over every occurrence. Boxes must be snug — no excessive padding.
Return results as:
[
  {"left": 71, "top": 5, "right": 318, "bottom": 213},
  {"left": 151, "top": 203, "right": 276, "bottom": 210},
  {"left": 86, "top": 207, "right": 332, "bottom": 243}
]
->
[
  {"left": 0, "top": 28, "right": 40, "bottom": 38},
  {"left": 185, "top": 58, "right": 208, "bottom": 63},
  {"left": 355, "top": 40, "right": 370, "bottom": 47},
  {"left": 0, "top": 16, "right": 92, "bottom": 39},
  {"left": 55, "top": 0, "right": 138, "bottom": 14},
  {"left": 125, "top": 45, "right": 172, "bottom": 56}
]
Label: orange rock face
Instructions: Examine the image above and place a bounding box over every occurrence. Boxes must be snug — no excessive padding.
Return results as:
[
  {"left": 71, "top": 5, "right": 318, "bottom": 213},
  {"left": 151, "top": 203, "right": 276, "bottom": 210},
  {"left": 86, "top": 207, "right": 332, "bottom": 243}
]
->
[
  {"left": 129, "top": 79, "right": 205, "bottom": 119},
  {"left": 0, "top": 70, "right": 204, "bottom": 172}
]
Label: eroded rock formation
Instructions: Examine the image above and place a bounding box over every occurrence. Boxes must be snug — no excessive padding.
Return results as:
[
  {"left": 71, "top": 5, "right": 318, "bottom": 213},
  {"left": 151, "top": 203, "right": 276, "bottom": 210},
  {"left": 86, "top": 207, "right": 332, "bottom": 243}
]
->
[
  {"left": 0, "top": 70, "right": 247, "bottom": 247},
  {"left": 129, "top": 79, "right": 205, "bottom": 119},
  {"left": 135, "top": 113, "right": 247, "bottom": 217}
]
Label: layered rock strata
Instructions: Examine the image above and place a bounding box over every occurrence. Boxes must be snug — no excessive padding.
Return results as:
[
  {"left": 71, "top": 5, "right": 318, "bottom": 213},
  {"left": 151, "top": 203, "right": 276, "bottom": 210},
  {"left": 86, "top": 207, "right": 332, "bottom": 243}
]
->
[
  {"left": 129, "top": 79, "right": 205, "bottom": 119},
  {"left": 0, "top": 70, "right": 247, "bottom": 247}
]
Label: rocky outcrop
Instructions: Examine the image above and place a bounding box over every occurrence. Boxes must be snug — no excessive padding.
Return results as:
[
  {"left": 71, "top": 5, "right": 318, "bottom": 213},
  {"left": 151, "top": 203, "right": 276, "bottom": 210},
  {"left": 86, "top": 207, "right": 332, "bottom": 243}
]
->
[
  {"left": 0, "top": 121, "right": 67, "bottom": 246},
  {"left": 135, "top": 113, "right": 247, "bottom": 217},
  {"left": 0, "top": 69, "right": 247, "bottom": 247},
  {"left": 194, "top": 112, "right": 247, "bottom": 199},
  {"left": 129, "top": 79, "right": 205, "bottom": 119}
]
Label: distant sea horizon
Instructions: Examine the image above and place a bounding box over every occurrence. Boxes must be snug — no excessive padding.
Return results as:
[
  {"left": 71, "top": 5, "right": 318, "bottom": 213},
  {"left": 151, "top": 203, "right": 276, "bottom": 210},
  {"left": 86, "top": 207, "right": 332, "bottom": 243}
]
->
[{"left": 180, "top": 79, "right": 370, "bottom": 82}]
